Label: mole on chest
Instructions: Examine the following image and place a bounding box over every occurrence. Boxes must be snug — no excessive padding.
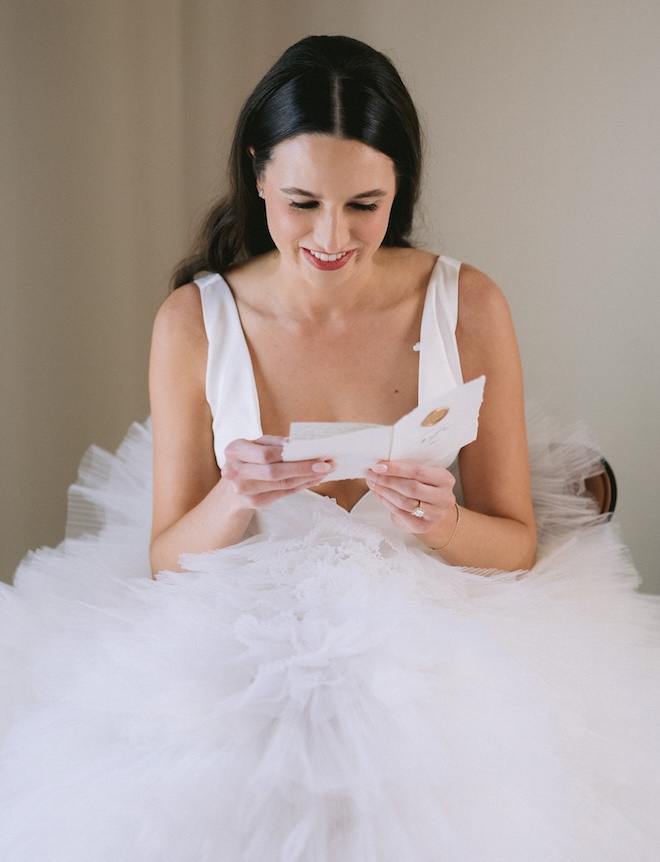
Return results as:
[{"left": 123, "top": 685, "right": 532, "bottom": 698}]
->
[{"left": 249, "top": 316, "right": 421, "bottom": 428}]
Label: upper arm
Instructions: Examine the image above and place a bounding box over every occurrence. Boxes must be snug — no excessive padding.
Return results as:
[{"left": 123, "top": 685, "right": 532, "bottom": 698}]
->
[
  {"left": 455, "top": 265, "right": 535, "bottom": 531},
  {"left": 148, "top": 284, "right": 220, "bottom": 544}
]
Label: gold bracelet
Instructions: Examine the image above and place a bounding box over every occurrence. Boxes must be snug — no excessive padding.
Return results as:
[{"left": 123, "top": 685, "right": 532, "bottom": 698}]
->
[{"left": 431, "top": 503, "right": 460, "bottom": 552}]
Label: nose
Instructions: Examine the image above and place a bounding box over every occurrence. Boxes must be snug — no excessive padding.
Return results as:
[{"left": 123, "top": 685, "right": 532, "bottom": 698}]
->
[{"left": 314, "top": 207, "right": 350, "bottom": 253}]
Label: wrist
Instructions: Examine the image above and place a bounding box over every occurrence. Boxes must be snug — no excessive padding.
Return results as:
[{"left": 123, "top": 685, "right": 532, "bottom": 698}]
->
[
  {"left": 216, "top": 476, "right": 256, "bottom": 513},
  {"left": 424, "top": 503, "right": 460, "bottom": 553}
]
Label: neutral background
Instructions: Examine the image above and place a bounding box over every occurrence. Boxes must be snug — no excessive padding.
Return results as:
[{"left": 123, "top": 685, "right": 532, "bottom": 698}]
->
[{"left": 2, "top": 0, "right": 658, "bottom": 590}]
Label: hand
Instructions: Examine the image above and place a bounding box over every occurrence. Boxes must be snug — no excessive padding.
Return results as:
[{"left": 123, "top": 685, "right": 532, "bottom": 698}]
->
[
  {"left": 365, "top": 460, "right": 456, "bottom": 535},
  {"left": 222, "top": 436, "right": 334, "bottom": 508}
]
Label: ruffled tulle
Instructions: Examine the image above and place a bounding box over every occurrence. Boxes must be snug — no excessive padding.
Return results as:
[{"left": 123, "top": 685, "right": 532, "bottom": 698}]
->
[{"left": 0, "top": 415, "right": 659, "bottom": 861}]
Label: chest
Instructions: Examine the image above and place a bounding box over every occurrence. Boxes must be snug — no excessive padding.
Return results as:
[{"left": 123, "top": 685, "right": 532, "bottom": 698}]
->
[{"left": 243, "top": 307, "right": 423, "bottom": 437}]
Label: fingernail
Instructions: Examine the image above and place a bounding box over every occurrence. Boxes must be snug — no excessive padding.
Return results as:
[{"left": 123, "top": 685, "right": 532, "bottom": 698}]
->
[
  {"left": 312, "top": 461, "right": 334, "bottom": 473},
  {"left": 371, "top": 463, "right": 387, "bottom": 473}
]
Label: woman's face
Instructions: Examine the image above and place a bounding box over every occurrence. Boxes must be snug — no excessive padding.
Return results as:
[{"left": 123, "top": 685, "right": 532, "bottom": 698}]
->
[{"left": 258, "top": 134, "right": 397, "bottom": 283}]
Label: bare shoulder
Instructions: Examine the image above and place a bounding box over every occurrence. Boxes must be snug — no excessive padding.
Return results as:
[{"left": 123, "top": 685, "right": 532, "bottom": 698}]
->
[
  {"left": 152, "top": 282, "right": 206, "bottom": 346},
  {"left": 456, "top": 264, "right": 519, "bottom": 378},
  {"left": 457, "top": 264, "right": 511, "bottom": 328},
  {"left": 150, "top": 282, "right": 208, "bottom": 398}
]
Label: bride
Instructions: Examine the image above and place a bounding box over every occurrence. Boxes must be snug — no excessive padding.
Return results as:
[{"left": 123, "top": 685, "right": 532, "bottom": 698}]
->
[{"left": 1, "top": 34, "right": 659, "bottom": 862}]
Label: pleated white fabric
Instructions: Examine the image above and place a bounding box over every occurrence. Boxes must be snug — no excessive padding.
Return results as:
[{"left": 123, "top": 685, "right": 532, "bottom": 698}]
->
[{"left": 1, "top": 417, "right": 659, "bottom": 861}]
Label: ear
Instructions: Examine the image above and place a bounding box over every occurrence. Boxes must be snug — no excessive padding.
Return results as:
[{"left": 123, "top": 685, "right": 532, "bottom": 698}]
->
[{"left": 247, "top": 146, "right": 260, "bottom": 183}]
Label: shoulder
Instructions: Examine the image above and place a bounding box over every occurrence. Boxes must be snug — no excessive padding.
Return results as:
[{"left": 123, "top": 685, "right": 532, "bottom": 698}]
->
[
  {"left": 457, "top": 264, "right": 511, "bottom": 327},
  {"left": 150, "top": 283, "right": 208, "bottom": 392},
  {"left": 152, "top": 282, "right": 206, "bottom": 347},
  {"left": 457, "top": 264, "right": 514, "bottom": 346},
  {"left": 455, "top": 264, "right": 519, "bottom": 377}
]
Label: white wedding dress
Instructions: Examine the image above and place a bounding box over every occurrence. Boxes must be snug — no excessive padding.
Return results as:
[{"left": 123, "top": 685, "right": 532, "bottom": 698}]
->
[{"left": 1, "top": 257, "right": 659, "bottom": 861}]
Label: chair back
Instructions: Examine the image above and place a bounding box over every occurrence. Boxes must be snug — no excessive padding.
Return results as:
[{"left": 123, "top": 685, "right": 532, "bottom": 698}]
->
[{"left": 584, "top": 457, "right": 617, "bottom": 520}]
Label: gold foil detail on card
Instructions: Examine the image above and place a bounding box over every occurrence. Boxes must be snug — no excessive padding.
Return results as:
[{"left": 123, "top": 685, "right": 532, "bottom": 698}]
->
[{"left": 421, "top": 407, "right": 449, "bottom": 426}]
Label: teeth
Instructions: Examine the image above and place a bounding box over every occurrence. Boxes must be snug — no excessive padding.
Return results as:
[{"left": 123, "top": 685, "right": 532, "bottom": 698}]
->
[{"left": 309, "top": 250, "right": 348, "bottom": 262}]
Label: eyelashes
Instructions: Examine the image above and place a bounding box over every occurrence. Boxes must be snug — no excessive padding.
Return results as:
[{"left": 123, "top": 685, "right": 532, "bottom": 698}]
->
[
  {"left": 351, "top": 203, "right": 379, "bottom": 212},
  {"left": 288, "top": 201, "right": 379, "bottom": 212}
]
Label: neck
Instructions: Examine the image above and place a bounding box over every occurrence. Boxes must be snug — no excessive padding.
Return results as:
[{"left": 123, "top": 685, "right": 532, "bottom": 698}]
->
[{"left": 265, "top": 250, "right": 393, "bottom": 320}]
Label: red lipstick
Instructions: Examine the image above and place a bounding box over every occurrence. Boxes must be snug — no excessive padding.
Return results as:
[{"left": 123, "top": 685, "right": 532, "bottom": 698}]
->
[{"left": 302, "top": 248, "right": 355, "bottom": 271}]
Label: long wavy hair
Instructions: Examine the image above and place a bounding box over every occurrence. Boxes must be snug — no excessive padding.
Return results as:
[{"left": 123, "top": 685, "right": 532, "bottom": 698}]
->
[{"left": 172, "top": 35, "right": 423, "bottom": 288}]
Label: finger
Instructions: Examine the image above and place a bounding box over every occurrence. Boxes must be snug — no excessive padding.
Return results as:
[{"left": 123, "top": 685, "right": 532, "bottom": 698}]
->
[
  {"left": 223, "top": 457, "right": 334, "bottom": 492},
  {"left": 224, "top": 437, "right": 286, "bottom": 465},
  {"left": 367, "top": 473, "right": 453, "bottom": 511},
  {"left": 222, "top": 448, "right": 335, "bottom": 495},
  {"left": 372, "top": 492, "right": 436, "bottom": 533},
  {"left": 366, "top": 463, "right": 454, "bottom": 505},
  {"left": 225, "top": 438, "right": 335, "bottom": 474},
  {"left": 369, "top": 460, "right": 456, "bottom": 486},
  {"left": 368, "top": 483, "right": 442, "bottom": 521},
  {"left": 237, "top": 476, "right": 325, "bottom": 509}
]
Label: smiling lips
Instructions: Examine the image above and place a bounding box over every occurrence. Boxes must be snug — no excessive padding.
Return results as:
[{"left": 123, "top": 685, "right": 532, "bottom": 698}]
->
[{"left": 303, "top": 248, "right": 355, "bottom": 271}]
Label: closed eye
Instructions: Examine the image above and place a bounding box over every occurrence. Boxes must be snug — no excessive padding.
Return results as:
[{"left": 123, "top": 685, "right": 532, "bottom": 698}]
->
[{"left": 289, "top": 201, "right": 378, "bottom": 212}]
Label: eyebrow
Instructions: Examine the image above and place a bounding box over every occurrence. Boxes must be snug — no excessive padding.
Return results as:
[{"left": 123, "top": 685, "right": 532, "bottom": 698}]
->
[{"left": 280, "top": 187, "right": 388, "bottom": 199}]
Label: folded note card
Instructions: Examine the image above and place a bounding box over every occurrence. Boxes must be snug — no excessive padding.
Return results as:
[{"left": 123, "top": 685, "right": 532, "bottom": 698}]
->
[{"left": 282, "top": 375, "right": 485, "bottom": 482}]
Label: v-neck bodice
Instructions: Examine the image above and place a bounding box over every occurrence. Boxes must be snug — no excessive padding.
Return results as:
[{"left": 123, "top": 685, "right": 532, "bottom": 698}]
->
[{"left": 195, "top": 255, "right": 464, "bottom": 533}]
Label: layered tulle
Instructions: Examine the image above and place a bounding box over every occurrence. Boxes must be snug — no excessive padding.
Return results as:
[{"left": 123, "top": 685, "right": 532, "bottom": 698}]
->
[{"left": 0, "top": 416, "right": 659, "bottom": 861}]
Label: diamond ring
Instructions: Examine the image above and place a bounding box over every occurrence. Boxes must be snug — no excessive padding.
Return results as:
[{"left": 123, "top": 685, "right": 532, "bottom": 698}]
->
[{"left": 411, "top": 503, "right": 425, "bottom": 519}]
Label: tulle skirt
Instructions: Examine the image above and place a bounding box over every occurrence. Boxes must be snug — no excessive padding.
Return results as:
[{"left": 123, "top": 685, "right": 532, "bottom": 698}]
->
[{"left": 0, "top": 415, "right": 659, "bottom": 861}]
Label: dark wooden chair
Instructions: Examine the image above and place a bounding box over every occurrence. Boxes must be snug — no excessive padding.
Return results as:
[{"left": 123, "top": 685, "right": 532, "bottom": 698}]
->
[{"left": 583, "top": 456, "right": 617, "bottom": 521}]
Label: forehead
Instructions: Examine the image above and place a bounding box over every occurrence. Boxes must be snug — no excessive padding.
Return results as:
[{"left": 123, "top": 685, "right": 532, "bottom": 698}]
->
[{"left": 265, "top": 134, "right": 396, "bottom": 189}]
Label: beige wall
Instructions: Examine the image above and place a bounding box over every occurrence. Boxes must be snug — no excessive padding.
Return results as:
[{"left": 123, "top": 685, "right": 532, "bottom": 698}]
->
[{"left": 2, "top": 0, "right": 659, "bottom": 590}]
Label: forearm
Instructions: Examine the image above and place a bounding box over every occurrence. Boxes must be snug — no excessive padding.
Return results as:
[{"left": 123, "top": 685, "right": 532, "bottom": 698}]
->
[
  {"left": 418, "top": 505, "right": 537, "bottom": 572},
  {"left": 149, "top": 478, "right": 255, "bottom": 576}
]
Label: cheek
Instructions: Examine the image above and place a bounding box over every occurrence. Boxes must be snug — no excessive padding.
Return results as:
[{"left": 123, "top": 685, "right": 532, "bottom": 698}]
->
[
  {"left": 266, "top": 205, "right": 307, "bottom": 240},
  {"left": 366, "top": 209, "right": 393, "bottom": 243}
]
